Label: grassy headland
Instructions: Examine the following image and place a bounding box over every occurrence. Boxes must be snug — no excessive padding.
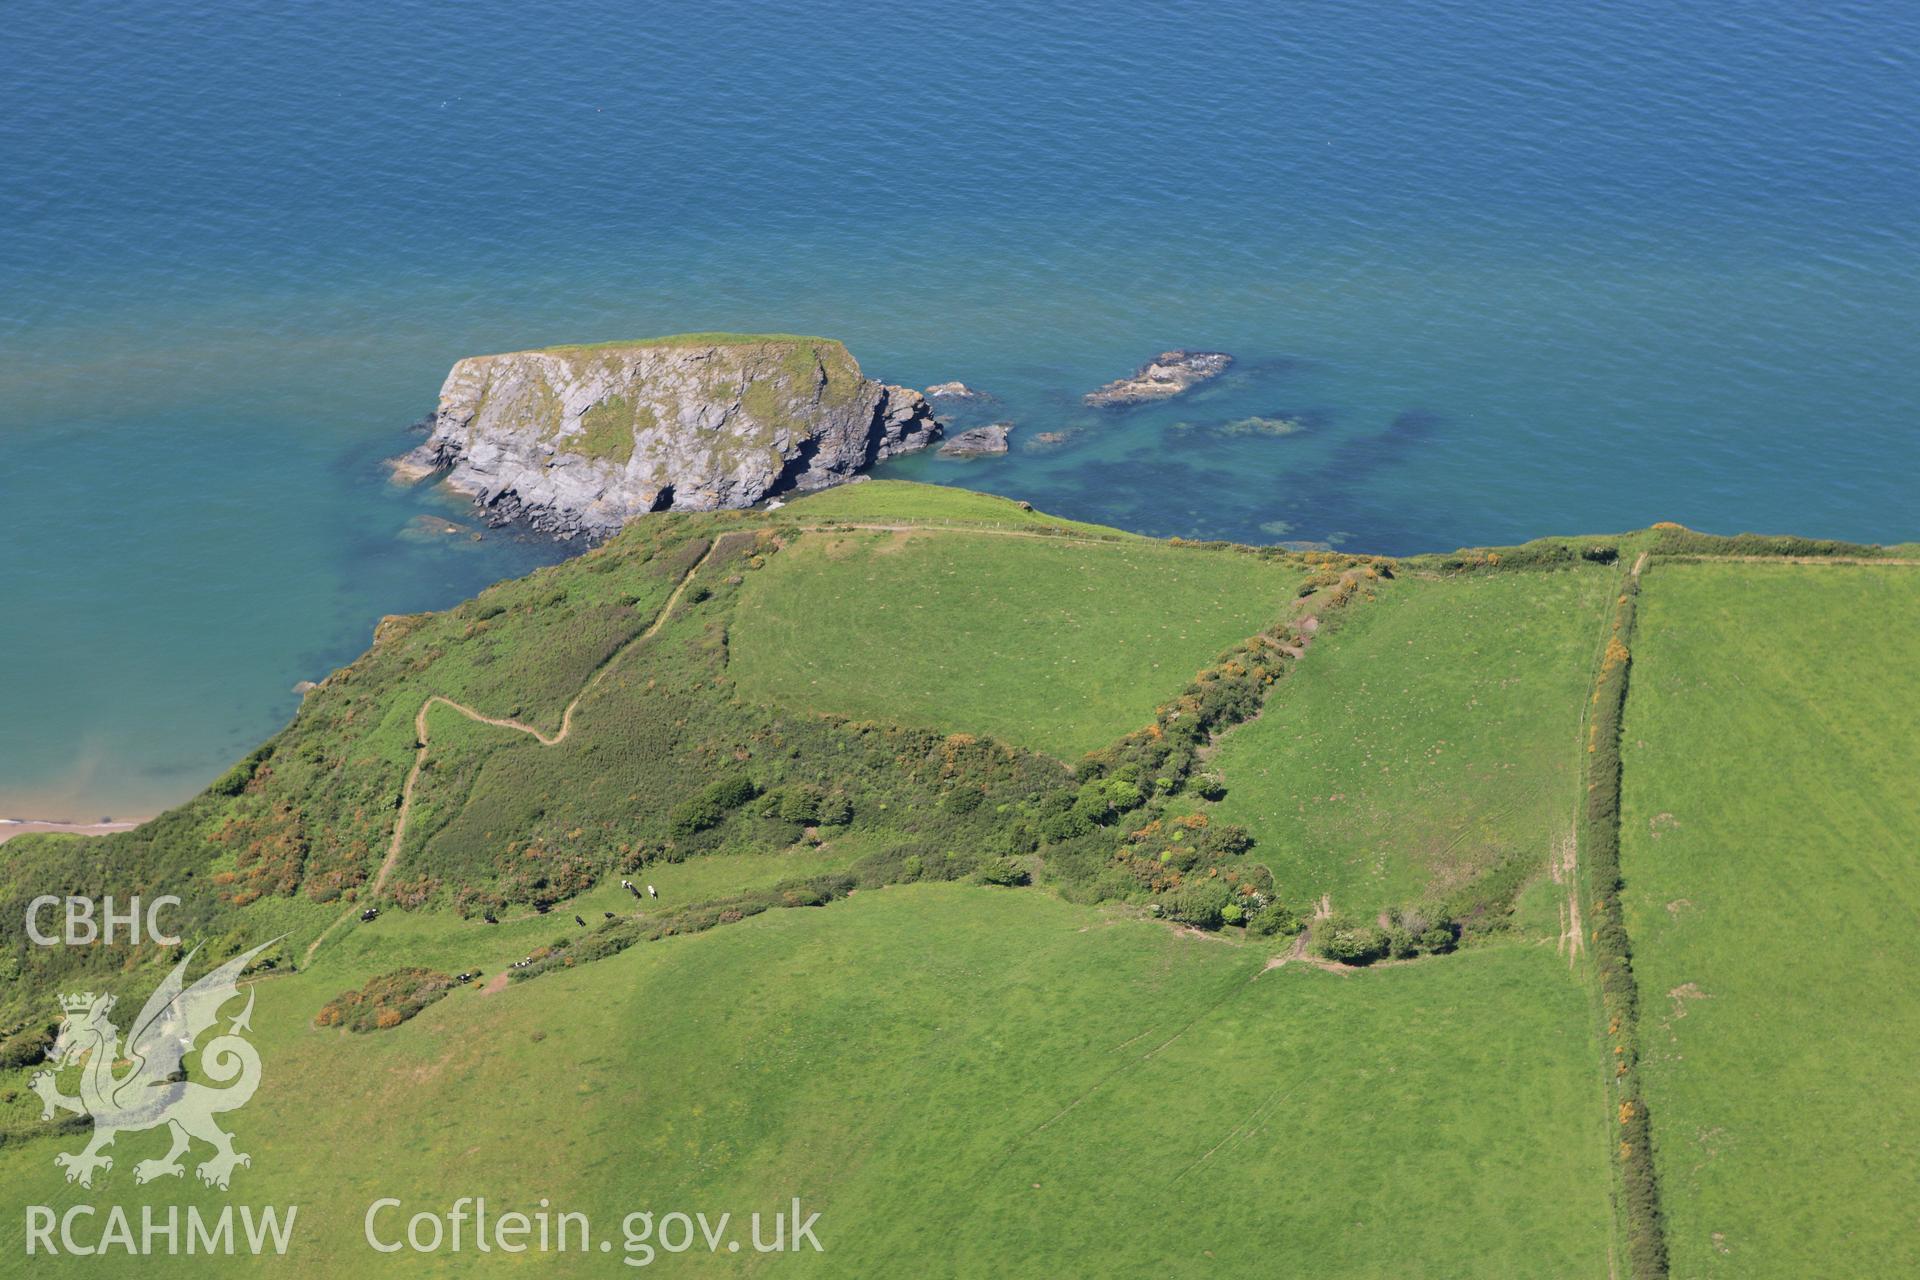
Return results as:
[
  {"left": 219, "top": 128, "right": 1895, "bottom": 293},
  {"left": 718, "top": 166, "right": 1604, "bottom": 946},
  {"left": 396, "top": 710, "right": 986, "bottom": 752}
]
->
[{"left": 0, "top": 486, "right": 1909, "bottom": 1278}]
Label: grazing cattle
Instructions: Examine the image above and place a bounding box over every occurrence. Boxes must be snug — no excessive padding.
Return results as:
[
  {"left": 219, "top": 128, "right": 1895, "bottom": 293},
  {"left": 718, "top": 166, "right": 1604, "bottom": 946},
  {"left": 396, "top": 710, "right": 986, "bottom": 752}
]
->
[
  {"left": 647, "top": 884, "right": 658, "bottom": 898},
  {"left": 359, "top": 907, "right": 380, "bottom": 922},
  {"left": 574, "top": 915, "right": 586, "bottom": 926},
  {"left": 603, "top": 911, "right": 615, "bottom": 919},
  {"left": 482, "top": 911, "right": 498, "bottom": 924}
]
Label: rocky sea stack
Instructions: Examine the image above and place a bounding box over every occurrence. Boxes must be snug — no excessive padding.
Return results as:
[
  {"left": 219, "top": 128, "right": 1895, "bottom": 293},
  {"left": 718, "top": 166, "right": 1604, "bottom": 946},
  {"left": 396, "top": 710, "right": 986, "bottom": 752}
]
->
[{"left": 395, "top": 334, "right": 940, "bottom": 537}]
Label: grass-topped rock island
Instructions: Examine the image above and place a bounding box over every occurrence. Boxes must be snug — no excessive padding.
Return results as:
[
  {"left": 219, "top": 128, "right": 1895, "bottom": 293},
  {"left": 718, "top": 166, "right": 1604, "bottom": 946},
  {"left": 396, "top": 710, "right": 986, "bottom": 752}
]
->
[{"left": 393, "top": 334, "right": 940, "bottom": 537}]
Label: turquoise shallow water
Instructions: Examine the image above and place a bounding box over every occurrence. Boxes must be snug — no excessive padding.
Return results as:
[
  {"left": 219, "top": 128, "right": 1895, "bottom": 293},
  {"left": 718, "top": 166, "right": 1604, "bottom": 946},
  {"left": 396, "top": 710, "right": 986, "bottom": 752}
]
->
[{"left": 3, "top": 0, "right": 1917, "bottom": 816}]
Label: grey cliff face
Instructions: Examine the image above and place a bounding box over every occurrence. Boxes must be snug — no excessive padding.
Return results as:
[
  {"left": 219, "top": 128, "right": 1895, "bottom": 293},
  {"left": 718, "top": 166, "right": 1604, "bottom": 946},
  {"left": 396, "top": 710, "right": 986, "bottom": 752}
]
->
[{"left": 398, "top": 337, "right": 939, "bottom": 538}]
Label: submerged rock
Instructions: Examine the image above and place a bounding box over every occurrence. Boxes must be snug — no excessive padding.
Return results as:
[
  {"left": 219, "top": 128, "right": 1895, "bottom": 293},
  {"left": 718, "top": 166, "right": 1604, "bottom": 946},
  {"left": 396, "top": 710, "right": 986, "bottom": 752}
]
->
[
  {"left": 1084, "top": 350, "right": 1233, "bottom": 407},
  {"left": 399, "top": 513, "right": 481, "bottom": 542},
  {"left": 386, "top": 453, "right": 441, "bottom": 485},
  {"left": 937, "top": 423, "right": 1014, "bottom": 457},
  {"left": 1027, "top": 428, "right": 1080, "bottom": 450},
  {"left": 393, "top": 336, "right": 940, "bottom": 538},
  {"left": 1215, "top": 415, "right": 1307, "bottom": 437}
]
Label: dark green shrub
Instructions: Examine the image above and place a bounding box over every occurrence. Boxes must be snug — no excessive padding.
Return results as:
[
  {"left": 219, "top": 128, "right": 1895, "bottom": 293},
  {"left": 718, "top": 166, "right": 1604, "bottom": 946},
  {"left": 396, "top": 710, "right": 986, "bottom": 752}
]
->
[
  {"left": 1312, "top": 913, "right": 1390, "bottom": 964},
  {"left": 766, "top": 783, "right": 824, "bottom": 824},
  {"left": 0, "top": 1023, "right": 54, "bottom": 1070},
  {"left": 1161, "top": 879, "right": 1232, "bottom": 928},
  {"left": 1039, "top": 808, "right": 1094, "bottom": 844},
  {"left": 1247, "top": 902, "right": 1302, "bottom": 937},
  {"left": 210, "top": 744, "right": 273, "bottom": 797},
  {"left": 669, "top": 776, "right": 758, "bottom": 838},
  {"left": 978, "top": 857, "right": 1030, "bottom": 887},
  {"left": 1071, "top": 782, "right": 1115, "bottom": 826},
  {"left": 940, "top": 786, "right": 984, "bottom": 815}
]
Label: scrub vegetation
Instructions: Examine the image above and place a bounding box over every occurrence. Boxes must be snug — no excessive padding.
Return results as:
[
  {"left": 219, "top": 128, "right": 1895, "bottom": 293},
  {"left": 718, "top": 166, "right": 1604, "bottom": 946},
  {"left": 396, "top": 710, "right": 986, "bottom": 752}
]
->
[{"left": 0, "top": 489, "right": 1906, "bottom": 1278}]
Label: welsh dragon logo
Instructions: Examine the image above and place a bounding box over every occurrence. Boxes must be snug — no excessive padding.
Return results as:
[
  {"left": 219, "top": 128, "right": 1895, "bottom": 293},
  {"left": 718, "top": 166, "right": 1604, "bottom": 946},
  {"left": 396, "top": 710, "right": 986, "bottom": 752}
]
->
[{"left": 29, "top": 938, "right": 279, "bottom": 1190}]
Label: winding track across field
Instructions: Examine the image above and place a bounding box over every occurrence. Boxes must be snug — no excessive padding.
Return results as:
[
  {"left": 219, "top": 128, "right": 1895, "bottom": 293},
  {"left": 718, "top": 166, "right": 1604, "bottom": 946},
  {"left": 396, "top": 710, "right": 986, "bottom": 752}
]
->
[
  {"left": 303, "top": 535, "right": 723, "bottom": 962},
  {"left": 300, "top": 519, "right": 1194, "bottom": 964}
]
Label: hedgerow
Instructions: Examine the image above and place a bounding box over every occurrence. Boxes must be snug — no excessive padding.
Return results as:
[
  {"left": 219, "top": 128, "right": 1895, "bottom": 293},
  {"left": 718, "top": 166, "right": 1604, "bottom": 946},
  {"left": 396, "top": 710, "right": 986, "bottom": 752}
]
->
[
  {"left": 313, "top": 967, "right": 457, "bottom": 1033},
  {"left": 509, "top": 871, "right": 862, "bottom": 981},
  {"left": 1581, "top": 571, "right": 1668, "bottom": 1279},
  {"left": 1415, "top": 539, "right": 1620, "bottom": 574},
  {"left": 1643, "top": 524, "right": 1891, "bottom": 559}
]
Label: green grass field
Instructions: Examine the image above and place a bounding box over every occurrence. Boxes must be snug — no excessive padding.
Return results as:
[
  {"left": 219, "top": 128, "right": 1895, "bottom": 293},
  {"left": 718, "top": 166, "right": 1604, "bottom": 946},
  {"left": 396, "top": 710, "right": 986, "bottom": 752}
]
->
[
  {"left": 730, "top": 526, "right": 1301, "bottom": 759},
  {"left": 0, "top": 884, "right": 1612, "bottom": 1277},
  {"left": 11, "top": 481, "right": 1916, "bottom": 1278},
  {"left": 1618, "top": 562, "right": 1920, "bottom": 1278},
  {"left": 1200, "top": 566, "right": 1615, "bottom": 914},
  {"left": 783, "top": 479, "right": 1139, "bottom": 538}
]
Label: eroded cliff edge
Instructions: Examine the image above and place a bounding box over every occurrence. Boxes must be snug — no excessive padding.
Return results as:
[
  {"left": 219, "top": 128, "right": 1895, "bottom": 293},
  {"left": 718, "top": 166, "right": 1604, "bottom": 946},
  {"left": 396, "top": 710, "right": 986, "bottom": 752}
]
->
[{"left": 396, "top": 334, "right": 939, "bottom": 537}]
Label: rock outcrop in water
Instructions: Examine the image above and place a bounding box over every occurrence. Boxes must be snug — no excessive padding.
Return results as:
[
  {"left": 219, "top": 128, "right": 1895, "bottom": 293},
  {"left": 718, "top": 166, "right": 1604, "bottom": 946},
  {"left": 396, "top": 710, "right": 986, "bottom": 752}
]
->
[
  {"left": 925, "top": 381, "right": 989, "bottom": 400},
  {"left": 395, "top": 335, "right": 940, "bottom": 537},
  {"left": 1083, "top": 350, "right": 1233, "bottom": 407},
  {"left": 937, "top": 423, "right": 1013, "bottom": 457}
]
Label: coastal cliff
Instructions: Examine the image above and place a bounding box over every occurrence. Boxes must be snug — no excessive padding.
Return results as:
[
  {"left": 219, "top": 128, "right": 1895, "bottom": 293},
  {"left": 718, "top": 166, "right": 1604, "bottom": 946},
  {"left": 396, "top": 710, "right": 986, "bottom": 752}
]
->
[{"left": 397, "top": 334, "right": 939, "bottom": 537}]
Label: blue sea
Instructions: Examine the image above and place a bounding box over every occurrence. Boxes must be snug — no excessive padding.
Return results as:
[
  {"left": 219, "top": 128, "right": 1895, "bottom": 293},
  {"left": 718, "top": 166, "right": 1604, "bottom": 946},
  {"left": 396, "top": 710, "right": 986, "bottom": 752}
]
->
[{"left": 4, "top": 0, "right": 1916, "bottom": 818}]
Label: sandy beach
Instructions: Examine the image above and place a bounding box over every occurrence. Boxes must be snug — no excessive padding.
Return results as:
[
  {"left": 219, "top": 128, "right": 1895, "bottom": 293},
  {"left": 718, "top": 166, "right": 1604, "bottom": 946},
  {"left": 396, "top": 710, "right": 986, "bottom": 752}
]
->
[{"left": 0, "top": 817, "right": 141, "bottom": 846}]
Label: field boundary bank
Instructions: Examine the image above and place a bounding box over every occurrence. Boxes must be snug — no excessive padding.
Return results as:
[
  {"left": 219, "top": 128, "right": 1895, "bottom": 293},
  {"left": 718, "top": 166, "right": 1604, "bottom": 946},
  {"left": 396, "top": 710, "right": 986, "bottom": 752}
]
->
[
  {"left": 1579, "top": 551, "right": 1667, "bottom": 1279},
  {"left": 1648, "top": 553, "right": 1920, "bottom": 567}
]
